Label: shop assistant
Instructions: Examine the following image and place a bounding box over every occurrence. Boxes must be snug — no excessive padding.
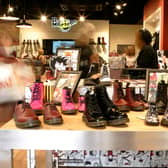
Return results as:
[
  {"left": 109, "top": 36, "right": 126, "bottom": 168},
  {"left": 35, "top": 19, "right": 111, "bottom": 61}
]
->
[{"left": 136, "top": 29, "right": 158, "bottom": 68}]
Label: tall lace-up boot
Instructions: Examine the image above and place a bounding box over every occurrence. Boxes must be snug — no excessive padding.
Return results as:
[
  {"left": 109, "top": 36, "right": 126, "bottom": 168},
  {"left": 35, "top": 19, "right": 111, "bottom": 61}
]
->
[
  {"left": 61, "top": 87, "right": 77, "bottom": 114},
  {"left": 95, "top": 85, "right": 129, "bottom": 126},
  {"left": 83, "top": 88, "right": 106, "bottom": 128},
  {"left": 30, "top": 82, "right": 44, "bottom": 113},
  {"left": 112, "top": 80, "right": 130, "bottom": 112}
]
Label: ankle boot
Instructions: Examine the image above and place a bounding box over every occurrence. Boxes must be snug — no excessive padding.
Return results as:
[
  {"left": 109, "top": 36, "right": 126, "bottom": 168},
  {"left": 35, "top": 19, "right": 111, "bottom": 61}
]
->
[
  {"left": 30, "top": 82, "right": 44, "bottom": 114},
  {"left": 44, "top": 103, "right": 63, "bottom": 125},
  {"left": 78, "top": 95, "right": 86, "bottom": 113},
  {"left": 112, "top": 80, "right": 130, "bottom": 112},
  {"left": 97, "top": 37, "right": 101, "bottom": 45},
  {"left": 95, "top": 85, "right": 129, "bottom": 126},
  {"left": 156, "top": 80, "right": 167, "bottom": 114},
  {"left": 145, "top": 103, "right": 159, "bottom": 126},
  {"left": 14, "top": 101, "right": 41, "bottom": 128},
  {"left": 125, "top": 83, "right": 144, "bottom": 111},
  {"left": 100, "top": 63, "right": 112, "bottom": 86},
  {"left": 83, "top": 89, "right": 106, "bottom": 128},
  {"left": 61, "top": 87, "right": 77, "bottom": 114},
  {"left": 102, "top": 37, "right": 106, "bottom": 45}
]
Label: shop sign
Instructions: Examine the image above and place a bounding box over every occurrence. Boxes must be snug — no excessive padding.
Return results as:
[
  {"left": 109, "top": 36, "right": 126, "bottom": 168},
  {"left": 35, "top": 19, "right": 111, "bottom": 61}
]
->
[{"left": 51, "top": 17, "right": 78, "bottom": 32}]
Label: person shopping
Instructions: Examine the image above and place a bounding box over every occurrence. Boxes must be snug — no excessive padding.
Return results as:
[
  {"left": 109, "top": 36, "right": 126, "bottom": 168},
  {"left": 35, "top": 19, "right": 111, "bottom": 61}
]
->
[{"left": 136, "top": 29, "right": 158, "bottom": 69}]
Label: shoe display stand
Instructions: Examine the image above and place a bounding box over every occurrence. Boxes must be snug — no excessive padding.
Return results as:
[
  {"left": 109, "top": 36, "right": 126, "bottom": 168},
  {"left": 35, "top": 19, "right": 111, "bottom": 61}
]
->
[{"left": 0, "top": 111, "right": 168, "bottom": 168}]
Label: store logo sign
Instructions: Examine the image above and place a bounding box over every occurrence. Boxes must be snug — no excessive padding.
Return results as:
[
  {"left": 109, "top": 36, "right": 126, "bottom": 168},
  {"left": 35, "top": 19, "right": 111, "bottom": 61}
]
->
[{"left": 51, "top": 17, "right": 78, "bottom": 32}]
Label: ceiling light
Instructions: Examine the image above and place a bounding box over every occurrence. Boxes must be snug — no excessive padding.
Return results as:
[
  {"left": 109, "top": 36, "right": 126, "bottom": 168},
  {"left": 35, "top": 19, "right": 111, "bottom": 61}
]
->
[
  {"left": 41, "top": 15, "right": 47, "bottom": 22},
  {"left": 0, "top": 13, "right": 19, "bottom": 21},
  {"left": 123, "top": 3, "right": 127, "bottom": 7},
  {"left": 114, "top": 12, "right": 118, "bottom": 16},
  {"left": 120, "top": 11, "right": 124, "bottom": 14},
  {"left": 116, "top": 4, "right": 122, "bottom": 10},
  {"left": 59, "top": 16, "right": 65, "bottom": 22},
  {"left": 79, "top": 15, "right": 85, "bottom": 22},
  {"left": 16, "top": 15, "right": 32, "bottom": 28},
  {"left": 8, "top": 6, "right": 14, "bottom": 12}
]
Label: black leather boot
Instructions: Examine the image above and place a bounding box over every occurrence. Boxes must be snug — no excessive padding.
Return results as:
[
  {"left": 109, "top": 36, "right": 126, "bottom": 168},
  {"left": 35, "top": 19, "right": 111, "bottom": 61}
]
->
[
  {"left": 95, "top": 85, "right": 129, "bottom": 126},
  {"left": 145, "top": 103, "right": 159, "bottom": 126},
  {"left": 83, "top": 88, "right": 106, "bottom": 128},
  {"left": 161, "top": 102, "right": 168, "bottom": 126},
  {"left": 156, "top": 80, "right": 167, "bottom": 114}
]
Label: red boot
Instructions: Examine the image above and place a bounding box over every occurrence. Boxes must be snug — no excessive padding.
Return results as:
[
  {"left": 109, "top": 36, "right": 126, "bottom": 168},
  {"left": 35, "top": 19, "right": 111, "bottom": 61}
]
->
[
  {"left": 112, "top": 80, "right": 130, "bottom": 112},
  {"left": 14, "top": 101, "right": 41, "bottom": 128},
  {"left": 44, "top": 103, "right": 63, "bottom": 125},
  {"left": 125, "top": 83, "right": 144, "bottom": 111}
]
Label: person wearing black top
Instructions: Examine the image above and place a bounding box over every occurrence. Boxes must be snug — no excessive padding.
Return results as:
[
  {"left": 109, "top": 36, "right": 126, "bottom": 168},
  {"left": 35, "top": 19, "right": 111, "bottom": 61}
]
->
[{"left": 136, "top": 29, "right": 158, "bottom": 69}]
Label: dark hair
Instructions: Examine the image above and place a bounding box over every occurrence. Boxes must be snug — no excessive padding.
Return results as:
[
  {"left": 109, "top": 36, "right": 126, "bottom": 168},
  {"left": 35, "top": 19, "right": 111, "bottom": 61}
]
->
[{"left": 138, "top": 29, "right": 152, "bottom": 45}]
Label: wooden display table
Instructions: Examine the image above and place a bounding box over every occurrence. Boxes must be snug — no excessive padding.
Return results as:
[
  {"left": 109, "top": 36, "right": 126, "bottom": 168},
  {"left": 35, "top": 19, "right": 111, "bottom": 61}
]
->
[{"left": 0, "top": 111, "right": 168, "bottom": 168}]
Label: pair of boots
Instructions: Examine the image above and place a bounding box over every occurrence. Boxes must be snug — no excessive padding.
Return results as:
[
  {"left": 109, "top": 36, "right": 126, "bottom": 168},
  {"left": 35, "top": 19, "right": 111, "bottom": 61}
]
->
[
  {"left": 61, "top": 87, "right": 86, "bottom": 114},
  {"left": 145, "top": 103, "right": 168, "bottom": 126},
  {"left": 14, "top": 101, "right": 63, "bottom": 128},
  {"left": 83, "top": 85, "right": 129, "bottom": 128},
  {"left": 112, "top": 80, "right": 145, "bottom": 112},
  {"left": 89, "top": 37, "right": 106, "bottom": 45}
]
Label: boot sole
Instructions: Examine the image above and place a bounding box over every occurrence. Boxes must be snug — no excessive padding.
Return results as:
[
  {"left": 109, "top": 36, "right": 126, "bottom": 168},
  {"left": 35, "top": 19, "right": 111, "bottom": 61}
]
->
[
  {"left": 145, "top": 121, "right": 159, "bottom": 126},
  {"left": 131, "top": 106, "right": 144, "bottom": 111},
  {"left": 161, "top": 119, "right": 168, "bottom": 126},
  {"left": 107, "top": 118, "right": 129, "bottom": 126},
  {"left": 118, "top": 106, "right": 130, "bottom": 112},
  {"left": 62, "top": 110, "right": 77, "bottom": 115},
  {"left": 15, "top": 120, "right": 41, "bottom": 129},
  {"left": 44, "top": 118, "right": 63, "bottom": 125},
  {"left": 82, "top": 116, "right": 106, "bottom": 128}
]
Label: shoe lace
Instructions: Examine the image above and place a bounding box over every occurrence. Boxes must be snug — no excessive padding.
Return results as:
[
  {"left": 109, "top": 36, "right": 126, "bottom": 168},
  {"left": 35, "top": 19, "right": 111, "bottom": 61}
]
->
[
  {"left": 32, "top": 83, "right": 41, "bottom": 101},
  {"left": 148, "top": 104, "right": 157, "bottom": 116},
  {"left": 65, "top": 89, "right": 73, "bottom": 103}
]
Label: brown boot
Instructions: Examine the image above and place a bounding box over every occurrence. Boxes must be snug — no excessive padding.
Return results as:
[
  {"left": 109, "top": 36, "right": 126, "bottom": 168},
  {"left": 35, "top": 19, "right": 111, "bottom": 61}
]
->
[
  {"left": 14, "top": 101, "right": 41, "bottom": 128},
  {"left": 112, "top": 80, "right": 130, "bottom": 112},
  {"left": 125, "top": 83, "right": 144, "bottom": 111}
]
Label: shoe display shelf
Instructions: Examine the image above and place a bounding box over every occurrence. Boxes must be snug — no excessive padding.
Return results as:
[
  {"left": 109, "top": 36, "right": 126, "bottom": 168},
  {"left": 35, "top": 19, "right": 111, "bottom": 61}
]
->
[{"left": 0, "top": 111, "right": 168, "bottom": 168}]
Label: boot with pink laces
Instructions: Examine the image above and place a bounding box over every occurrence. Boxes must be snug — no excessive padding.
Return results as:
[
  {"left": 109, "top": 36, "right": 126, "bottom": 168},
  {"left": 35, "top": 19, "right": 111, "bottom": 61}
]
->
[
  {"left": 61, "top": 87, "right": 77, "bottom": 114},
  {"left": 30, "top": 82, "right": 44, "bottom": 113}
]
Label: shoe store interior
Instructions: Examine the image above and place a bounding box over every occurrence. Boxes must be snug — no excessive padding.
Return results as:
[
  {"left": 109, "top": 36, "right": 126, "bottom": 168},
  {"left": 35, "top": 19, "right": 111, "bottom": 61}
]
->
[{"left": 0, "top": 0, "right": 168, "bottom": 167}]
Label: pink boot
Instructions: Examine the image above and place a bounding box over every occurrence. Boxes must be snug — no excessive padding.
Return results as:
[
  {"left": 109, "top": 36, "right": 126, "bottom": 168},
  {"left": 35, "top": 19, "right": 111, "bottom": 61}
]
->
[
  {"left": 30, "top": 82, "right": 44, "bottom": 112},
  {"left": 78, "top": 96, "right": 86, "bottom": 113},
  {"left": 61, "top": 87, "right": 77, "bottom": 114}
]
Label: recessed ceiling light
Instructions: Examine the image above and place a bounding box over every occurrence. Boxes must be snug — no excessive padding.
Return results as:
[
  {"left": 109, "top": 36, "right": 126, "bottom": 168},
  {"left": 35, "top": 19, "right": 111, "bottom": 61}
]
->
[
  {"left": 120, "top": 11, "right": 124, "bottom": 14},
  {"left": 116, "top": 4, "right": 122, "bottom": 10},
  {"left": 41, "top": 15, "right": 47, "bottom": 22},
  {"left": 114, "top": 12, "right": 118, "bottom": 16},
  {"left": 123, "top": 3, "right": 127, "bottom": 7},
  {"left": 79, "top": 15, "right": 85, "bottom": 22}
]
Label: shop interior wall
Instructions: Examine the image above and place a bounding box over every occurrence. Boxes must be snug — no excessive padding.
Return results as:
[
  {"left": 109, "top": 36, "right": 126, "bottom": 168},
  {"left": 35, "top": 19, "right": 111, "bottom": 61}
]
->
[
  {"left": 109, "top": 24, "right": 142, "bottom": 53},
  {"left": 19, "top": 20, "right": 110, "bottom": 61}
]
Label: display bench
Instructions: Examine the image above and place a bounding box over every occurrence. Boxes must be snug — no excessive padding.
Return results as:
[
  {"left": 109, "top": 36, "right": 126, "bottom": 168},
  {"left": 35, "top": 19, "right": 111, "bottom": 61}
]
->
[{"left": 0, "top": 111, "right": 168, "bottom": 168}]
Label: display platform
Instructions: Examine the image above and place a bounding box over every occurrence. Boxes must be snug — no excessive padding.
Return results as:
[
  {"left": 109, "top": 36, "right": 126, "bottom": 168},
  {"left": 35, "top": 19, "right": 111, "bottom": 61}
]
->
[
  {"left": 0, "top": 111, "right": 168, "bottom": 168},
  {"left": 0, "top": 111, "right": 168, "bottom": 150}
]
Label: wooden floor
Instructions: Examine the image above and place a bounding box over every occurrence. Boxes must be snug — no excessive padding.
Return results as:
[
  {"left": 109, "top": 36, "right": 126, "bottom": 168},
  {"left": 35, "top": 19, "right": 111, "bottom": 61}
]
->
[{"left": 13, "top": 150, "right": 46, "bottom": 168}]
